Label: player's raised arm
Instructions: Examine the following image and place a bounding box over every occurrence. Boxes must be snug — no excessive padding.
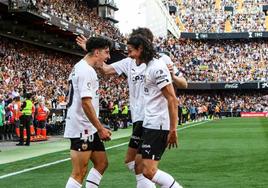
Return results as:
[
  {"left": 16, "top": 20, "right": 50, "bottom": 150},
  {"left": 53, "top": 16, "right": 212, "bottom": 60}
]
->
[
  {"left": 76, "top": 35, "right": 88, "bottom": 52},
  {"left": 166, "top": 60, "right": 188, "bottom": 89},
  {"left": 168, "top": 64, "right": 188, "bottom": 89}
]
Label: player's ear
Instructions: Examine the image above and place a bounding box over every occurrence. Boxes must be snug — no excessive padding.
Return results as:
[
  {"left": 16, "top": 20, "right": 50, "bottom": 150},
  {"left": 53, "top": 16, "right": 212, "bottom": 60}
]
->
[{"left": 93, "top": 49, "right": 99, "bottom": 56}]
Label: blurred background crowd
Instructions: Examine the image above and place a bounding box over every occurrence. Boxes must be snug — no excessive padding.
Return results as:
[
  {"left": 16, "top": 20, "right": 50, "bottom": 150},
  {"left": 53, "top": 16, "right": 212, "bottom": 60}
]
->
[{"left": 0, "top": 0, "right": 268, "bottom": 140}]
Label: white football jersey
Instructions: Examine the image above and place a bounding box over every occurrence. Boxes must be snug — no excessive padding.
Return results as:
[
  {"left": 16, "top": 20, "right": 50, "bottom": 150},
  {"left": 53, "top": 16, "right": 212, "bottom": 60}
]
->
[
  {"left": 112, "top": 57, "right": 146, "bottom": 123},
  {"left": 64, "top": 59, "right": 99, "bottom": 138},
  {"left": 159, "top": 53, "right": 181, "bottom": 76},
  {"left": 143, "top": 58, "right": 173, "bottom": 130},
  {"left": 111, "top": 54, "right": 178, "bottom": 124}
]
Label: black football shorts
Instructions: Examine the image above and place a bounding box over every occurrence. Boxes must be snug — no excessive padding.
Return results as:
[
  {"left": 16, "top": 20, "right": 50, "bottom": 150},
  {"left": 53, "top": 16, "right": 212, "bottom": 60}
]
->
[{"left": 70, "top": 132, "right": 105, "bottom": 152}]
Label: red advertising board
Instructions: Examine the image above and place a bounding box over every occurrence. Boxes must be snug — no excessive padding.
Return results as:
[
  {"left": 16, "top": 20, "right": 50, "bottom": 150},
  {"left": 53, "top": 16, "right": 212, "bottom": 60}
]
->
[{"left": 240, "top": 112, "right": 268, "bottom": 118}]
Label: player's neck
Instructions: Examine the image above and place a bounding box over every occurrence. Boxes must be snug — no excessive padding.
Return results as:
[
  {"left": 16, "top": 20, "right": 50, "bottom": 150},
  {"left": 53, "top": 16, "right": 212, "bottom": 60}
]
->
[
  {"left": 84, "top": 55, "right": 97, "bottom": 68},
  {"left": 135, "top": 58, "right": 143, "bottom": 66}
]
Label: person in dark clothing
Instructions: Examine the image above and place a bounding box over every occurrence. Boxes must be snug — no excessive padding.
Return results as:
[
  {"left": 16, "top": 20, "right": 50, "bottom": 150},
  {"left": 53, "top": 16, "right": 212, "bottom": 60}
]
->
[{"left": 16, "top": 93, "right": 33, "bottom": 146}]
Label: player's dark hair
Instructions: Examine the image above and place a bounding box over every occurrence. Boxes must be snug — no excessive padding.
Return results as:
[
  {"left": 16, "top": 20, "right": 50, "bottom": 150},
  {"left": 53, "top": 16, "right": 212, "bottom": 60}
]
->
[
  {"left": 130, "top": 27, "right": 154, "bottom": 42},
  {"left": 127, "top": 34, "right": 156, "bottom": 64},
  {"left": 86, "top": 37, "right": 112, "bottom": 54}
]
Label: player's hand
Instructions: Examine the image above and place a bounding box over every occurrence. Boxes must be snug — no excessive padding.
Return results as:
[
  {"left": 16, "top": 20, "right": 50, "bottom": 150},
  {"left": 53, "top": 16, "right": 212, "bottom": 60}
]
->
[
  {"left": 76, "top": 35, "right": 88, "bottom": 52},
  {"left": 98, "top": 127, "right": 112, "bottom": 141},
  {"left": 167, "top": 130, "right": 178, "bottom": 149}
]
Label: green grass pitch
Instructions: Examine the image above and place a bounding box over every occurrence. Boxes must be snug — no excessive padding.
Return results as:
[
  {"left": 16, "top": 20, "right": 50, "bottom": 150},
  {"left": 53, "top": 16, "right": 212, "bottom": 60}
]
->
[{"left": 0, "top": 118, "right": 267, "bottom": 188}]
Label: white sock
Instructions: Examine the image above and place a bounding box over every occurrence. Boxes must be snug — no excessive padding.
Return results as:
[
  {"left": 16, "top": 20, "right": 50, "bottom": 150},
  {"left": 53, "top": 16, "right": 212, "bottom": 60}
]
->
[
  {"left": 86, "top": 168, "right": 102, "bottom": 188},
  {"left": 152, "top": 169, "right": 183, "bottom": 188},
  {"left": 65, "top": 177, "right": 82, "bottom": 188},
  {"left": 126, "top": 161, "right": 135, "bottom": 172},
  {"left": 136, "top": 174, "right": 156, "bottom": 188}
]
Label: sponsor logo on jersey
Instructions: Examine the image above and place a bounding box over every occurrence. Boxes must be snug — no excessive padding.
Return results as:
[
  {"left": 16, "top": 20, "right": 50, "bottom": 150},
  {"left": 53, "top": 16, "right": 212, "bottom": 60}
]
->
[{"left": 132, "top": 75, "right": 145, "bottom": 82}]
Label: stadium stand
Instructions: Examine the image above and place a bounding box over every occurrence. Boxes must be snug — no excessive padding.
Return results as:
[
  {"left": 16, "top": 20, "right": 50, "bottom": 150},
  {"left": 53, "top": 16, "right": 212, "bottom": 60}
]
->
[
  {"left": 163, "top": 0, "right": 268, "bottom": 32},
  {"left": 155, "top": 37, "right": 268, "bottom": 82},
  {"left": 0, "top": 0, "right": 267, "bottom": 141},
  {"left": 35, "top": 0, "right": 124, "bottom": 42},
  {"left": 177, "top": 91, "right": 268, "bottom": 123}
]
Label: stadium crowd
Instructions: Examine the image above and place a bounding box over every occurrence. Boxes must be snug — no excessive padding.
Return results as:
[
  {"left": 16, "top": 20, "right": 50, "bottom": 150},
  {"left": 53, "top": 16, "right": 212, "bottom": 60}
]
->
[
  {"left": 1, "top": 18, "right": 268, "bottom": 139},
  {"left": 0, "top": 35, "right": 268, "bottom": 140},
  {"left": 0, "top": 36, "right": 128, "bottom": 110},
  {"left": 163, "top": 0, "right": 268, "bottom": 32},
  {"left": 0, "top": 36, "right": 129, "bottom": 140},
  {"left": 177, "top": 92, "right": 268, "bottom": 124},
  {"left": 155, "top": 38, "right": 268, "bottom": 82},
  {"left": 1, "top": 35, "right": 268, "bottom": 108},
  {"left": 35, "top": 0, "right": 124, "bottom": 42}
]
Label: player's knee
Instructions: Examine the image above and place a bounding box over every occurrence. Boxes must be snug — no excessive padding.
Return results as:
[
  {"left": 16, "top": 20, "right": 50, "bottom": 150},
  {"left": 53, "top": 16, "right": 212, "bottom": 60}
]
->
[
  {"left": 72, "top": 169, "right": 87, "bottom": 183},
  {"left": 142, "top": 166, "right": 157, "bottom": 180},
  {"left": 94, "top": 160, "right": 108, "bottom": 174}
]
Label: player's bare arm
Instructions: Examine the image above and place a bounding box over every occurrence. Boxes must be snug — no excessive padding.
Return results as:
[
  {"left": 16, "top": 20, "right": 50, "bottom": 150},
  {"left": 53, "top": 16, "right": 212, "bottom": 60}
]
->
[
  {"left": 167, "top": 64, "right": 188, "bottom": 89},
  {"left": 100, "top": 63, "right": 117, "bottom": 75},
  {"left": 81, "top": 97, "right": 111, "bottom": 141},
  {"left": 161, "top": 84, "right": 178, "bottom": 149}
]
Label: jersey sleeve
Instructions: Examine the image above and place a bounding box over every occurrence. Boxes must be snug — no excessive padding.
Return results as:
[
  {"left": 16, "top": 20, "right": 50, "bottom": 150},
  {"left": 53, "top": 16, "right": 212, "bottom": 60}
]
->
[
  {"left": 161, "top": 54, "right": 180, "bottom": 76},
  {"left": 78, "top": 70, "right": 95, "bottom": 99},
  {"left": 111, "top": 58, "right": 131, "bottom": 77},
  {"left": 161, "top": 53, "right": 173, "bottom": 65},
  {"left": 153, "top": 61, "right": 172, "bottom": 90}
]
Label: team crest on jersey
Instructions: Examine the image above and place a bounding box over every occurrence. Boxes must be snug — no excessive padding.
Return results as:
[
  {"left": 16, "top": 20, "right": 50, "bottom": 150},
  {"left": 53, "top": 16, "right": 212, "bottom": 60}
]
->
[
  {"left": 87, "top": 82, "right": 91, "bottom": 90},
  {"left": 144, "top": 87, "right": 149, "bottom": 95},
  {"left": 156, "top": 69, "right": 164, "bottom": 75},
  {"left": 81, "top": 142, "right": 88, "bottom": 150}
]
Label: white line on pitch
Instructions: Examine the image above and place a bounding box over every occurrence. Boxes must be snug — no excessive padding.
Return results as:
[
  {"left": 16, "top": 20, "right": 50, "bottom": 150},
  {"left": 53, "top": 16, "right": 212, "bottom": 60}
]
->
[{"left": 0, "top": 120, "right": 209, "bottom": 180}]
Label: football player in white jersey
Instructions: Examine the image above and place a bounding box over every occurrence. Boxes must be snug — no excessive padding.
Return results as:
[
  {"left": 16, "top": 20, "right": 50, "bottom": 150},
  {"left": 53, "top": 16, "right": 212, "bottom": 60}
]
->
[
  {"left": 76, "top": 28, "right": 186, "bottom": 187},
  {"left": 64, "top": 37, "right": 112, "bottom": 188},
  {"left": 127, "top": 34, "right": 183, "bottom": 188}
]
